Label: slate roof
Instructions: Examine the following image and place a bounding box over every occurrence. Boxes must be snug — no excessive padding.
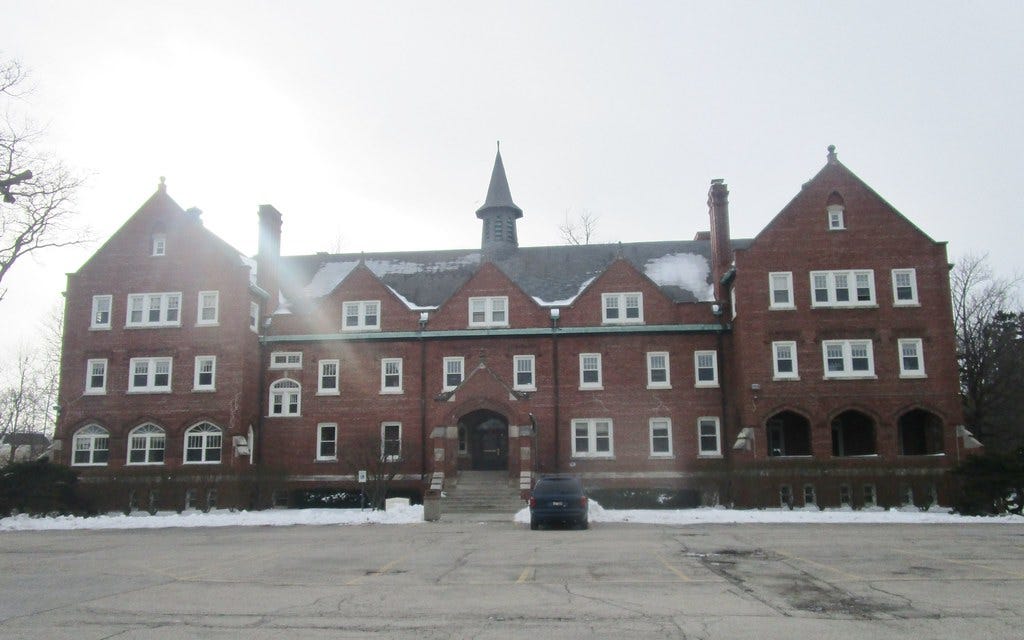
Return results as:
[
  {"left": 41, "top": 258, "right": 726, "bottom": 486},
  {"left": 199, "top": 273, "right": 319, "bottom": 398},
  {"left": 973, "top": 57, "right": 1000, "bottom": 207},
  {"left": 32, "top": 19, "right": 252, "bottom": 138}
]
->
[
  {"left": 476, "top": 147, "right": 522, "bottom": 218},
  {"left": 277, "top": 238, "right": 753, "bottom": 313}
]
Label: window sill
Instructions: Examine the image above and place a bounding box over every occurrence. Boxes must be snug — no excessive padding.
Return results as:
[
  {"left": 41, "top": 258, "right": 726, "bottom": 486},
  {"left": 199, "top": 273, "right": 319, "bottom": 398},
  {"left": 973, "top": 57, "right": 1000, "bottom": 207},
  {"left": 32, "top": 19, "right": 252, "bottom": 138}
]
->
[
  {"left": 647, "top": 384, "right": 672, "bottom": 390},
  {"left": 89, "top": 326, "right": 112, "bottom": 331},
  {"left": 316, "top": 390, "right": 341, "bottom": 396},
  {"left": 899, "top": 373, "right": 927, "bottom": 379},
  {"left": 571, "top": 455, "right": 615, "bottom": 460},
  {"left": 768, "top": 455, "right": 813, "bottom": 459},
  {"left": 810, "top": 304, "right": 879, "bottom": 310},
  {"left": 315, "top": 458, "right": 338, "bottom": 463},
  {"left": 127, "top": 389, "right": 172, "bottom": 394},
  {"left": 125, "top": 324, "right": 182, "bottom": 329},
  {"left": 71, "top": 463, "right": 108, "bottom": 467},
  {"left": 267, "top": 413, "right": 301, "bottom": 419},
  {"left": 193, "top": 388, "right": 216, "bottom": 393},
  {"left": 126, "top": 461, "right": 165, "bottom": 466},
  {"left": 602, "top": 321, "right": 645, "bottom": 326},
  {"left": 893, "top": 301, "right": 920, "bottom": 308},
  {"left": 83, "top": 390, "right": 107, "bottom": 396},
  {"left": 772, "top": 376, "right": 800, "bottom": 382},
  {"left": 698, "top": 453, "right": 724, "bottom": 459},
  {"left": 695, "top": 383, "right": 720, "bottom": 389},
  {"left": 380, "top": 389, "right": 404, "bottom": 395},
  {"left": 768, "top": 305, "right": 796, "bottom": 311},
  {"left": 513, "top": 386, "right": 537, "bottom": 392},
  {"left": 822, "top": 375, "right": 877, "bottom": 381},
  {"left": 649, "top": 454, "right": 675, "bottom": 459},
  {"left": 341, "top": 327, "right": 382, "bottom": 332},
  {"left": 468, "top": 324, "right": 510, "bottom": 329},
  {"left": 579, "top": 385, "right": 604, "bottom": 391},
  {"left": 182, "top": 461, "right": 222, "bottom": 465},
  {"left": 196, "top": 322, "right": 220, "bottom": 328}
]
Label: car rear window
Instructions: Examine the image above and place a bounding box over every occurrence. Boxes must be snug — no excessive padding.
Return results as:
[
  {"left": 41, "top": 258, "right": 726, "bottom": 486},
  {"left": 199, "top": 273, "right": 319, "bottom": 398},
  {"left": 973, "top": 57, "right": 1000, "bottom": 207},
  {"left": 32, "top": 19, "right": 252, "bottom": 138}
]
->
[{"left": 533, "top": 478, "right": 582, "bottom": 496}]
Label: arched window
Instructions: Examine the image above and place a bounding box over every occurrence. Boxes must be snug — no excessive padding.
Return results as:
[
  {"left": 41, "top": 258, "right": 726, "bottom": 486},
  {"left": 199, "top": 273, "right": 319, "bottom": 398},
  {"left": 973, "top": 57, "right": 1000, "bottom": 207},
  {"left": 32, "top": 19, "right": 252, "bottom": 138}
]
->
[
  {"left": 127, "top": 423, "right": 166, "bottom": 465},
  {"left": 269, "top": 379, "right": 301, "bottom": 416},
  {"left": 184, "top": 422, "right": 222, "bottom": 463},
  {"left": 826, "top": 191, "right": 845, "bottom": 230},
  {"left": 72, "top": 424, "right": 109, "bottom": 466}
]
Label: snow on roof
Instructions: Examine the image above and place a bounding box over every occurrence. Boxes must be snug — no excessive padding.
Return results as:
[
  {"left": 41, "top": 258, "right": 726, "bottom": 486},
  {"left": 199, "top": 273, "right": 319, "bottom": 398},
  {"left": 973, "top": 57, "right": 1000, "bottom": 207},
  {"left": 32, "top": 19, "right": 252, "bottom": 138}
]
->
[
  {"left": 273, "top": 291, "right": 293, "bottom": 315},
  {"left": 364, "top": 254, "right": 480, "bottom": 277},
  {"left": 303, "top": 260, "right": 360, "bottom": 297},
  {"left": 387, "top": 285, "right": 436, "bottom": 311},
  {"left": 532, "top": 276, "right": 596, "bottom": 307},
  {"left": 643, "top": 252, "right": 714, "bottom": 302},
  {"left": 239, "top": 254, "right": 258, "bottom": 285}
]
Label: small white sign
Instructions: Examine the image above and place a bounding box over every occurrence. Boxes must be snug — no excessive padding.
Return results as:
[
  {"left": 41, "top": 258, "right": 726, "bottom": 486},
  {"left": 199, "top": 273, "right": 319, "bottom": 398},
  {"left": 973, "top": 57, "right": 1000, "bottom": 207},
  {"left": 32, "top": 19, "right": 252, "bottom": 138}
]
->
[{"left": 358, "top": 470, "right": 367, "bottom": 483}]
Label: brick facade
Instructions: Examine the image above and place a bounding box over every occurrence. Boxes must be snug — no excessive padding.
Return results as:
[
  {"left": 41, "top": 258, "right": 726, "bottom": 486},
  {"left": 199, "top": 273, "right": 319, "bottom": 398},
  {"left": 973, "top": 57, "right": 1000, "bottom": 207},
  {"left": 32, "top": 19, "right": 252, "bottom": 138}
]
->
[{"left": 53, "top": 149, "right": 965, "bottom": 512}]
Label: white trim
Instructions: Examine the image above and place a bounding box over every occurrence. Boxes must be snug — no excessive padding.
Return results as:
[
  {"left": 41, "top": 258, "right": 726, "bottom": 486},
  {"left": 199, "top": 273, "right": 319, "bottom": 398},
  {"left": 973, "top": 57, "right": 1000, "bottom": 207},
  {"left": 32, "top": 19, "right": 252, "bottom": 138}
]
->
[
  {"left": 71, "top": 424, "right": 109, "bottom": 466},
  {"left": 827, "top": 204, "right": 845, "bottom": 231},
  {"left": 602, "top": 292, "right": 644, "bottom": 324},
  {"left": 151, "top": 233, "right": 166, "bottom": 256},
  {"left": 771, "top": 341, "right": 799, "bottom": 380},
  {"left": 85, "top": 358, "right": 108, "bottom": 395},
  {"left": 316, "top": 423, "right": 338, "bottom": 461},
  {"left": 126, "top": 423, "right": 166, "bottom": 466},
  {"left": 646, "top": 351, "right": 671, "bottom": 389},
  {"left": 892, "top": 268, "right": 920, "bottom": 306},
  {"left": 126, "top": 292, "right": 182, "bottom": 327},
  {"left": 694, "top": 350, "right": 719, "bottom": 387},
  {"left": 513, "top": 355, "right": 536, "bottom": 391},
  {"left": 579, "top": 353, "right": 603, "bottom": 390},
  {"left": 318, "top": 359, "right": 340, "bottom": 395},
  {"left": 128, "top": 357, "right": 172, "bottom": 393},
  {"left": 269, "top": 378, "right": 302, "bottom": 416},
  {"left": 768, "top": 272, "right": 795, "bottom": 310},
  {"left": 822, "top": 339, "right": 876, "bottom": 379},
  {"left": 697, "top": 416, "right": 722, "bottom": 457},
  {"left": 468, "top": 296, "right": 509, "bottom": 328},
  {"left": 270, "top": 351, "right": 303, "bottom": 369},
  {"left": 249, "top": 301, "right": 260, "bottom": 333},
  {"left": 193, "top": 355, "right": 217, "bottom": 391},
  {"left": 342, "top": 300, "right": 381, "bottom": 331},
  {"left": 571, "top": 418, "right": 614, "bottom": 458},
  {"left": 443, "top": 356, "right": 464, "bottom": 391},
  {"left": 197, "top": 290, "right": 219, "bottom": 326},
  {"left": 183, "top": 422, "right": 222, "bottom": 464},
  {"left": 810, "top": 270, "right": 876, "bottom": 308},
  {"left": 898, "top": 338, "right": 926, "bottom": 378},
  {"left": 649, "top": 417, "right": 673, "bottom": 457},
  {"left": 90, "top": 295, "right": 112, "bottom": 330},
  {"left": 381, "top": 421, "right": 402, "bottom": 461},
  {"left": 380, "top": 358, "right": 403, "bottom": 394}
]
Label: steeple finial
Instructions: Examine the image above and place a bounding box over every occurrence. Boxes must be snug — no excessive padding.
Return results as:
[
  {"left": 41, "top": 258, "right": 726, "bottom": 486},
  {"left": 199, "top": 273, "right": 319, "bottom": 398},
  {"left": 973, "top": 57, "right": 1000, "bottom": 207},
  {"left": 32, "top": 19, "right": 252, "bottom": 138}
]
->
[
  {"left": 827, "top": 145, "right": 837, "bottom": 163},
  {"left": 158, "top": 176, "right": 167, "bottom": 193}
]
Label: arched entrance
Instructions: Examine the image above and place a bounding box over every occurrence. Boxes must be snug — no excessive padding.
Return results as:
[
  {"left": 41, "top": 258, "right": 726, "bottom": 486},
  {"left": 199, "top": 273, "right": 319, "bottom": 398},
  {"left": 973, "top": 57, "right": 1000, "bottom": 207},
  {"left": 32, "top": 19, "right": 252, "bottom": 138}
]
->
[
  {"left": 459, "top": 410, "right": 509, "bottom": 470},
  {"left": 898, "top": 409, "right": 944, "bottom": 455},
  {"left": 765, "top": 410, "right": 812, "bottom": 457}
]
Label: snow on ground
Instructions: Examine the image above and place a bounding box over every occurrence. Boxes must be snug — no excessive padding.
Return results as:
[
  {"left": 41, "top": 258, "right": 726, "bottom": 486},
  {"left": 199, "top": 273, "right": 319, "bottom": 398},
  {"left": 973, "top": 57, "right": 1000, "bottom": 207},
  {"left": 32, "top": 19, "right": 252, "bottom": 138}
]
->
[{"left": 2, "top": 501, "right": 1020, "bottom": 532}]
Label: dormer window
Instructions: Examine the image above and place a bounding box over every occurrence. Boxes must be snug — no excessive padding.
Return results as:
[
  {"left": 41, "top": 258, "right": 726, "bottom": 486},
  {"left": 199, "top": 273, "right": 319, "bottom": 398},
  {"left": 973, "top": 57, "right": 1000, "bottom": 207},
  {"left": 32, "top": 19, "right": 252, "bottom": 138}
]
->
[
  {"left": 602, "top": 292, "right": 643, "bottom": 324},
  {"left": 468, "top": 296, "right": 508, "bottom": 327},
  {"left": 152, "top": 233, "right": 166, "bottom": 256},
  {"left": 343, "top": 300, "right": 380, "bottom": 331},
  {"left": 826, "top": 192, "right": 845, "bottom": 231}
]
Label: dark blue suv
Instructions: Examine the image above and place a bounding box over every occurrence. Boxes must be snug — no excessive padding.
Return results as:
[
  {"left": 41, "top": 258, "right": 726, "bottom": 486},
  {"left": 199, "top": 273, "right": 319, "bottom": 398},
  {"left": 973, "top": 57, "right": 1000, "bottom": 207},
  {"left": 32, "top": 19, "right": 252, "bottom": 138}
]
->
[{"left": 529, "top": 475, "right": 588, "bottom": 530}]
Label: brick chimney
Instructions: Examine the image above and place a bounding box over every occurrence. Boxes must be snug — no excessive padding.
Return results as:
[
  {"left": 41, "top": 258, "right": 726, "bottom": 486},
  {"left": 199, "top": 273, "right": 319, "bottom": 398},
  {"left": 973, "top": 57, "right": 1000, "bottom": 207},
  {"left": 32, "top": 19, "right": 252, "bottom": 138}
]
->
[
  {"left": 707, "top": 179, "right": 732, "bottom": 302},
  {"left": 257, "top": 204, "right": 282, "bottom": 314}
]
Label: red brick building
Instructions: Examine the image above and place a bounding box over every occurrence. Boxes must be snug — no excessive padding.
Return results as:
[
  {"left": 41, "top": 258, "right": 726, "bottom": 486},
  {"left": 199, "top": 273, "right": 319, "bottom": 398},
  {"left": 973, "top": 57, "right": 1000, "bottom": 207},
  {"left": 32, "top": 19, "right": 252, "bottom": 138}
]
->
[{"left": 53, "top": 147, "right": 965, "bottom": 511}]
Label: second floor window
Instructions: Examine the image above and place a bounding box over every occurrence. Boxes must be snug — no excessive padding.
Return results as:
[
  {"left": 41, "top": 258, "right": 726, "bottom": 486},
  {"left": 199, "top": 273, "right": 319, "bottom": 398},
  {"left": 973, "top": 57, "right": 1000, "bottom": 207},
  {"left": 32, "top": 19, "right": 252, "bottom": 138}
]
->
[
  {"left": 898, "top": 338, "right": 926, "bottom": 378},
  {"left": 810, "top": 270, "right": 876, "bottom": 307},
  {"left": 892, "top": 269, "right": 919, "bottom": 305},
  {"left": 319, "top": 360, "right": 340, "bottom": 394},
  {"left": 128, "top": 423, "right": 166, "bottom": 465},
  {"left": 647, "top": 352, "right": 670, "bottom": 388},
  {"left": 579, "top": 353, "right": 603, "bottom": 389},
  {"left": 317, "top": 423, "right": 337, "bottom": 461},
  {"left": 694, "top": 351, "right": 719, "bottom": 387},
  {"left": 468, "top": 296, "right": 508, "bottom": 327},
  {"left": 193, "top": 356, "right": 216, "bottom": 391},
  {"left": 602, "top": 292, "right": 643, "bottom": 324},
  {"left": 269, "top": 379, "right": 301, "bottom": 416},
  {"left": 91, "top": 295, "right": 112, "bottom": 329},
  {"left": 572, "top": 418, "right": 613, "bottom": 457},
  {"left": 127, "top": 293, "right": 181, "bottom": 327},
  {"left": 381, "top": 358, "right": 403, "bottom": 393},
  {"left": 129, "top": 357, "right": 172, "bottom": 392},
  {"left": 772, "top": 341, "right": 799, "bottom": 380},
  {"left": 822, "top": 340, "right": 875, "bottom": 378},
  {"left": 443, "top": 357, "right": 464, "bottom": 390},
  {"left": 270, "top": 352, "right": 302, "bottom": 369},
  {"left": 382, "top": 422, "right": 402, "bottom": 461},
  {"left": 72, "top": 424, "right": 109, "bottom": 466},
  {"left": 85, "top": 359, "right": 107, "bottom": 394},
  {"left": 513, "top": 355, "right": 535, "bottom": 390},
  {"left": 650, "top": 418, "right": 672, "bottom": 456},
  {"left": 343, "top": 300, "right": 380, "bottom": 331},
  {"left": 769, "top": 272, "right": 794, "bottom": 309},
  {"left": 197, "top": 291, "right": 219, "bottom": 325}
]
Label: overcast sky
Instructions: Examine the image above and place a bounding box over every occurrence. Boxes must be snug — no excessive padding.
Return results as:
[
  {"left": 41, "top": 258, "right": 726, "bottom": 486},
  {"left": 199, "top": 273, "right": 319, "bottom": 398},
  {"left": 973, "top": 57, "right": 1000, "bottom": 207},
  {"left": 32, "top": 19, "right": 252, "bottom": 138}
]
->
[{"left": 2, "top": 1, "right": 1022, "bottom": 358}]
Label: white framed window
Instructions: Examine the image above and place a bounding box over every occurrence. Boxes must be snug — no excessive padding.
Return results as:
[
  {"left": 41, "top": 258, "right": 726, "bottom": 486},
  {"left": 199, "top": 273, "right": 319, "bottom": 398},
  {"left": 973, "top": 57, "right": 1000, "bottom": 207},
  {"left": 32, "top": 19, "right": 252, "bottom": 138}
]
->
[
  {"left": 381, "top": 358, "right": 403, "bottom": 394},
  {"left": 863, "top": 484, "right": 877, "bottom": 507},
  {"left": 127, "top": 423, "right": 165, "bottom": 465},
  {"left": 72, "top": 424, "right": 109, "bottom": 466},
  {"left": 197, "top": 291, "right": 219, "bottom": 325},
  {"left": 649, "top": 418, "right": 672, "bottom": 457},
  {"left": 468, "top": 296, "right": 508, "bottom": 327},
  {"left": 269, "top": 379, "right": 301, "bottom": 416},
  {"left": 698, "top": 417, "right": 721, "bottom": 456},
  {"left": 318, "top": 359, "right": 340, "bottom": 395},
  {"left": 270, "top": 351, "right": 303, "bottom": 369},
  {"left": 810, "top": 270, "right": 876, "bottom": 307},
  {"left": 343, "top": 300, "right": 381, "bottom": 331},
  {"left": 193, "top": 356, "right": 216, "bottom": 391},
  {"left": 126, "top": 292, "right": 181, "bottom": 327},
  {"left": 151, "top": 233, "right": 166, "bottom": 256},
  {"left": 317, "top": 423, "right": 337, "bottom": 461},
  {"left": 694, "top": 350, "right": 719, "bottom": 387},
  {"left": 443, "top": 356, "right": 464, "bottom": 391},
  {"left": 827, "top": 204, "right": 845, "bottom": 230},
  {"left": 382, "top": 422, "right": 401, "bottom": 461},
  {"left": 822, "top": 339, "right": 875, "bottom": 378},
  {"left": 571, "top": 418, "right": 613, "bottom": 458},
  {"left": 602, "top": 292, "right": 643, "bottom": 324},
  {"left": 772, "top": 341, "right": 799, "bottom": 380},
  {"left": 779, "top": 485, "right": 793, "bottom": 508},
  {"left": 513, "top": 355, "right": 536, "bottom": 390},
  {"left": 91, "top": 295, "right": 112, "bottom": 329},
  {"left": 898, "top": 338, "right": 926, "bottom": 378},
  {"left": 184, "top": 422, "right": 222, "bottom": 463},
  {"left": 892, "top": 269, "right": 919, "bottom": 306},
  {"left": 646, "top": 352, "right": 671, "bottom": 389},
  {"left": 579, "top": 353, "right": 603, "bottom": 390},
  {"left": 85, "top": 358, "right": 108, "bottom": 395},
  {"left": 129, "top": 357, "right": 172, "bottom": 392},
  {"left": 769, "top": 272, "right": 795, "bottom": 309},
  {"left": 249, "top": 301, "right": 260, "bottom": 333},
  {"left": 804, "top": 484, "right": 817, "bottom": 506}
]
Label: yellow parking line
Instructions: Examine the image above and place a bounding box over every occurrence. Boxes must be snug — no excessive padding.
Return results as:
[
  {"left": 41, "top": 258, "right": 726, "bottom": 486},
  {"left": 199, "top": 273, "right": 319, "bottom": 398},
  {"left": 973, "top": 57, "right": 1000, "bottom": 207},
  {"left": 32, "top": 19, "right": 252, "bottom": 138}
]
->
[
  {"left": 346, "top": 556, "right": 405, "bottom": 586},
  {"left": 776, "top": 550, "right": 864, "bottom": 581},
  {"left": 516, "top": 566, "right": 536, "bottom": 583},
  {"left": 656, "top": 554, "right": 692, "bottom": 582}
]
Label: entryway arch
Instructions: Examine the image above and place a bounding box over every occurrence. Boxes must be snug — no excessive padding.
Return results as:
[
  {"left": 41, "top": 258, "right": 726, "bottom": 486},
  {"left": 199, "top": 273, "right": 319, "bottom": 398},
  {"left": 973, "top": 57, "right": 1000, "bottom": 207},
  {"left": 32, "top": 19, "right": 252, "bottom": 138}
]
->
[{"left": 458, "top": 409, "right": 509, "bottom": 470}]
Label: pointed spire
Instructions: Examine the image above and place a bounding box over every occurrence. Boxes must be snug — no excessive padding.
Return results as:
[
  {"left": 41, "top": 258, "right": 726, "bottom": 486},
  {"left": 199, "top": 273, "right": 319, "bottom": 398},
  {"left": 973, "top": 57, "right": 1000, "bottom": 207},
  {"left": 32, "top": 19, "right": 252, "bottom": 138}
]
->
[{"left": 476, "top": 141, "right": 522, "bottom": 219}]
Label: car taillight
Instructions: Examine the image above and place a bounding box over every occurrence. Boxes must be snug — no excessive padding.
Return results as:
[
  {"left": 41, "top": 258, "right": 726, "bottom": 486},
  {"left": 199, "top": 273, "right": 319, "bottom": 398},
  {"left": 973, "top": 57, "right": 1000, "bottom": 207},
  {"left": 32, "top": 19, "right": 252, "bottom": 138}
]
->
[
  {"left": 580, "top": 496, "right": 588, "bottom": 507},
  {"left": 529, "top": 497, "right": 536, "bottom": 508}
]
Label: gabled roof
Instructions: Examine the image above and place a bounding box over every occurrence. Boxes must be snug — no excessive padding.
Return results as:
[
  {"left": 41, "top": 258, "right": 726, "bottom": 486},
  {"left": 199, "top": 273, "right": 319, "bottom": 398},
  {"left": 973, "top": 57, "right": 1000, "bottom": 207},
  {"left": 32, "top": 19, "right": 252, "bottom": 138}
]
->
[{"left": 279, "top": 238, "right": 753, "bottom": 312}]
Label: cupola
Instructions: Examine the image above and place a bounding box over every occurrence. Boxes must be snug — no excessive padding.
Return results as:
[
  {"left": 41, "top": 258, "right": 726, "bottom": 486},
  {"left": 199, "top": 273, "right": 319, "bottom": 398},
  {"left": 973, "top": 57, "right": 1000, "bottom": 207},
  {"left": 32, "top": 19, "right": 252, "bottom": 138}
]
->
[{"left": 476, "top": 143, "right": 522, "bottom": 258}]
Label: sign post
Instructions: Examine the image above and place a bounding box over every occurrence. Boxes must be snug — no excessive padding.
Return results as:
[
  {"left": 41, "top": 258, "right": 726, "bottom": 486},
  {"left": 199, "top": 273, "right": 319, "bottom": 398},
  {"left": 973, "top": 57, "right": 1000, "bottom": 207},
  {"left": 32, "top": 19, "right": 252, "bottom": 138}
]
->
[{"left": 358, "top": 470, "right": 367, "bottom": 509}]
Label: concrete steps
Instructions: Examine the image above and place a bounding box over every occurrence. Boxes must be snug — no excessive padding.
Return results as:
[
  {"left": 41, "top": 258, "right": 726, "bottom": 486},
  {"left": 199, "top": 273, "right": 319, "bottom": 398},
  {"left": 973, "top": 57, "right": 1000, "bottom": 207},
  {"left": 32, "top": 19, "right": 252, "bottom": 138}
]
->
[{"left": 443, "top": 470, "right": 525, "bottom": 514}]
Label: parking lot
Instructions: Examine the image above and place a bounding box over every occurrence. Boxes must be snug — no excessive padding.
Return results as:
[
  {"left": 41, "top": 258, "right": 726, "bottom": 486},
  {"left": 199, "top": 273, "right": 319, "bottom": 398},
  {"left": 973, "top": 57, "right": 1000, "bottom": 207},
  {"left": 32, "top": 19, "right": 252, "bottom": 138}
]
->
[{"left": 2, "top": 516, "right": 1023, "bottom": 639}]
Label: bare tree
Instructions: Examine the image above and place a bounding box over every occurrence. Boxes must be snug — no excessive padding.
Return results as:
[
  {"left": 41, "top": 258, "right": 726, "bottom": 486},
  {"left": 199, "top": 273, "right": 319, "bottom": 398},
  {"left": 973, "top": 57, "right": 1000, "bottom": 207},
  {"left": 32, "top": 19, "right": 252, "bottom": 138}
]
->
[
  {"left": 559, "top": 209, "right": 599, "bottom": 245},
  {"left": 1, "top": 57, "right": 87, "bottom": 301},
  {"left": 951, "top": 254, "right": 1024, "bottom": 451},
  {"left": 342, "top": 427, "right": 402, "bottom": 510}
]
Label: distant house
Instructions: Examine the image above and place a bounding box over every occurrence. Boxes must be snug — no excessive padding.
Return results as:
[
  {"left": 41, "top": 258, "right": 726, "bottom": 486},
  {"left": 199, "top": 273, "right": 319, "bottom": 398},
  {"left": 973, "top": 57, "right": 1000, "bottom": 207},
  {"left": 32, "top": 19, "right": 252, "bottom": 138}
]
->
[
  {"left": 52, "top": 146, "right": 965, "bottom": 512},
  {"left": 1, "top": 432, "right": 51, "bottom": 463}
]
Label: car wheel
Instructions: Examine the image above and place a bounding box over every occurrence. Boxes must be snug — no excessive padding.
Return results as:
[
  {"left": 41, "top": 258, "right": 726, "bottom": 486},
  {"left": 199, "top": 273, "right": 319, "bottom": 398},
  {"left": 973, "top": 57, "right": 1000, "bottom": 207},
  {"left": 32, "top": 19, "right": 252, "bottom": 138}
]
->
[
  {"left": 578, "top": 519, "right": 589, "bottom": 530},
  {"left": 530, "top": 518, "right": 538, "bottom": 530}
]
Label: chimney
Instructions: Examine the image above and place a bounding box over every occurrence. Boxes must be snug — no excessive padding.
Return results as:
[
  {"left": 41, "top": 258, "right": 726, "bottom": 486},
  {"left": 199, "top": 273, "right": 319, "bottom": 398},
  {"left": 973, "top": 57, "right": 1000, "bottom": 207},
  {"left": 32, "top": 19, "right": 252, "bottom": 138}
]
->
[
  {"left": 707, "top": 179, "right": 732, "bottom": 302},
  {"left": 257, "top": 204, "right": 282, "bottom": 314}
]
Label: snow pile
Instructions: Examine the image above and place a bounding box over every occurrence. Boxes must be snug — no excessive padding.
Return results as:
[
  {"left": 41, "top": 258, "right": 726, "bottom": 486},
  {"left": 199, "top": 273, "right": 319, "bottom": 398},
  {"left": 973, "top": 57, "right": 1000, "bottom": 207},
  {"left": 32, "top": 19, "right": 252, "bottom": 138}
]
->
[
  {"left": 643, "top": 253, "right": 713, "bottom": 301},
  {"left": 0, "top": 505, "right": 424, "bottom": 531},
  {"left": 513, "top": 501, "right": 1023, "bottom": 525}
]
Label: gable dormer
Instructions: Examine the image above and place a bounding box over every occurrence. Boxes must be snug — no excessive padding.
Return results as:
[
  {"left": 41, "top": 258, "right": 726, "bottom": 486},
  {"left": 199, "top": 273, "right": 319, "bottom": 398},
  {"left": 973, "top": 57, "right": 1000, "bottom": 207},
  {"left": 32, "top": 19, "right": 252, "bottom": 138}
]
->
[{"left": 476, "top": 144, "right": 522, "bottom": 260}]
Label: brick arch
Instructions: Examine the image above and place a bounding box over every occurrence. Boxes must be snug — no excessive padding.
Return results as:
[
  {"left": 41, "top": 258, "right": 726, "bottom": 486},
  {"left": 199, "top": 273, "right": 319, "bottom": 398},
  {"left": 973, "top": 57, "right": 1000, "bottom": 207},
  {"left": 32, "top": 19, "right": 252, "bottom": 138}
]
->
[
  {"left": 763, "top": 407, "right": 813, "bottom": 457},
  {"left": 760, "top": 404, "right": 812, "bottom": 427},
  {"left": 891, "top": 401, "right": 949, "bottom": 424},
  {"left": 827, "top": 408, "right": 878, "bottom": 457},
  {"left": 443, "top": 395, "right": 522, "bottom": 426},
  {"left": 825, "top": 403, "right": 882, "bottom": 427}
]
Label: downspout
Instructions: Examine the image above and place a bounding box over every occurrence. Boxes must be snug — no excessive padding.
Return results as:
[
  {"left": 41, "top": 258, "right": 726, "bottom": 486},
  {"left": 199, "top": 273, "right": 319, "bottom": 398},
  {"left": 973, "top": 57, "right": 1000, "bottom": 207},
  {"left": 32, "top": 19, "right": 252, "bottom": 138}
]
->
[
  {"left": 551, "top": 311, "right": 561, "bottom": 471},
  {"left": 419, "top": 315, "right": 428, "bottom": 486},
  {"left": 255, "top": 337, "right": 268, "bottom": 508}
]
